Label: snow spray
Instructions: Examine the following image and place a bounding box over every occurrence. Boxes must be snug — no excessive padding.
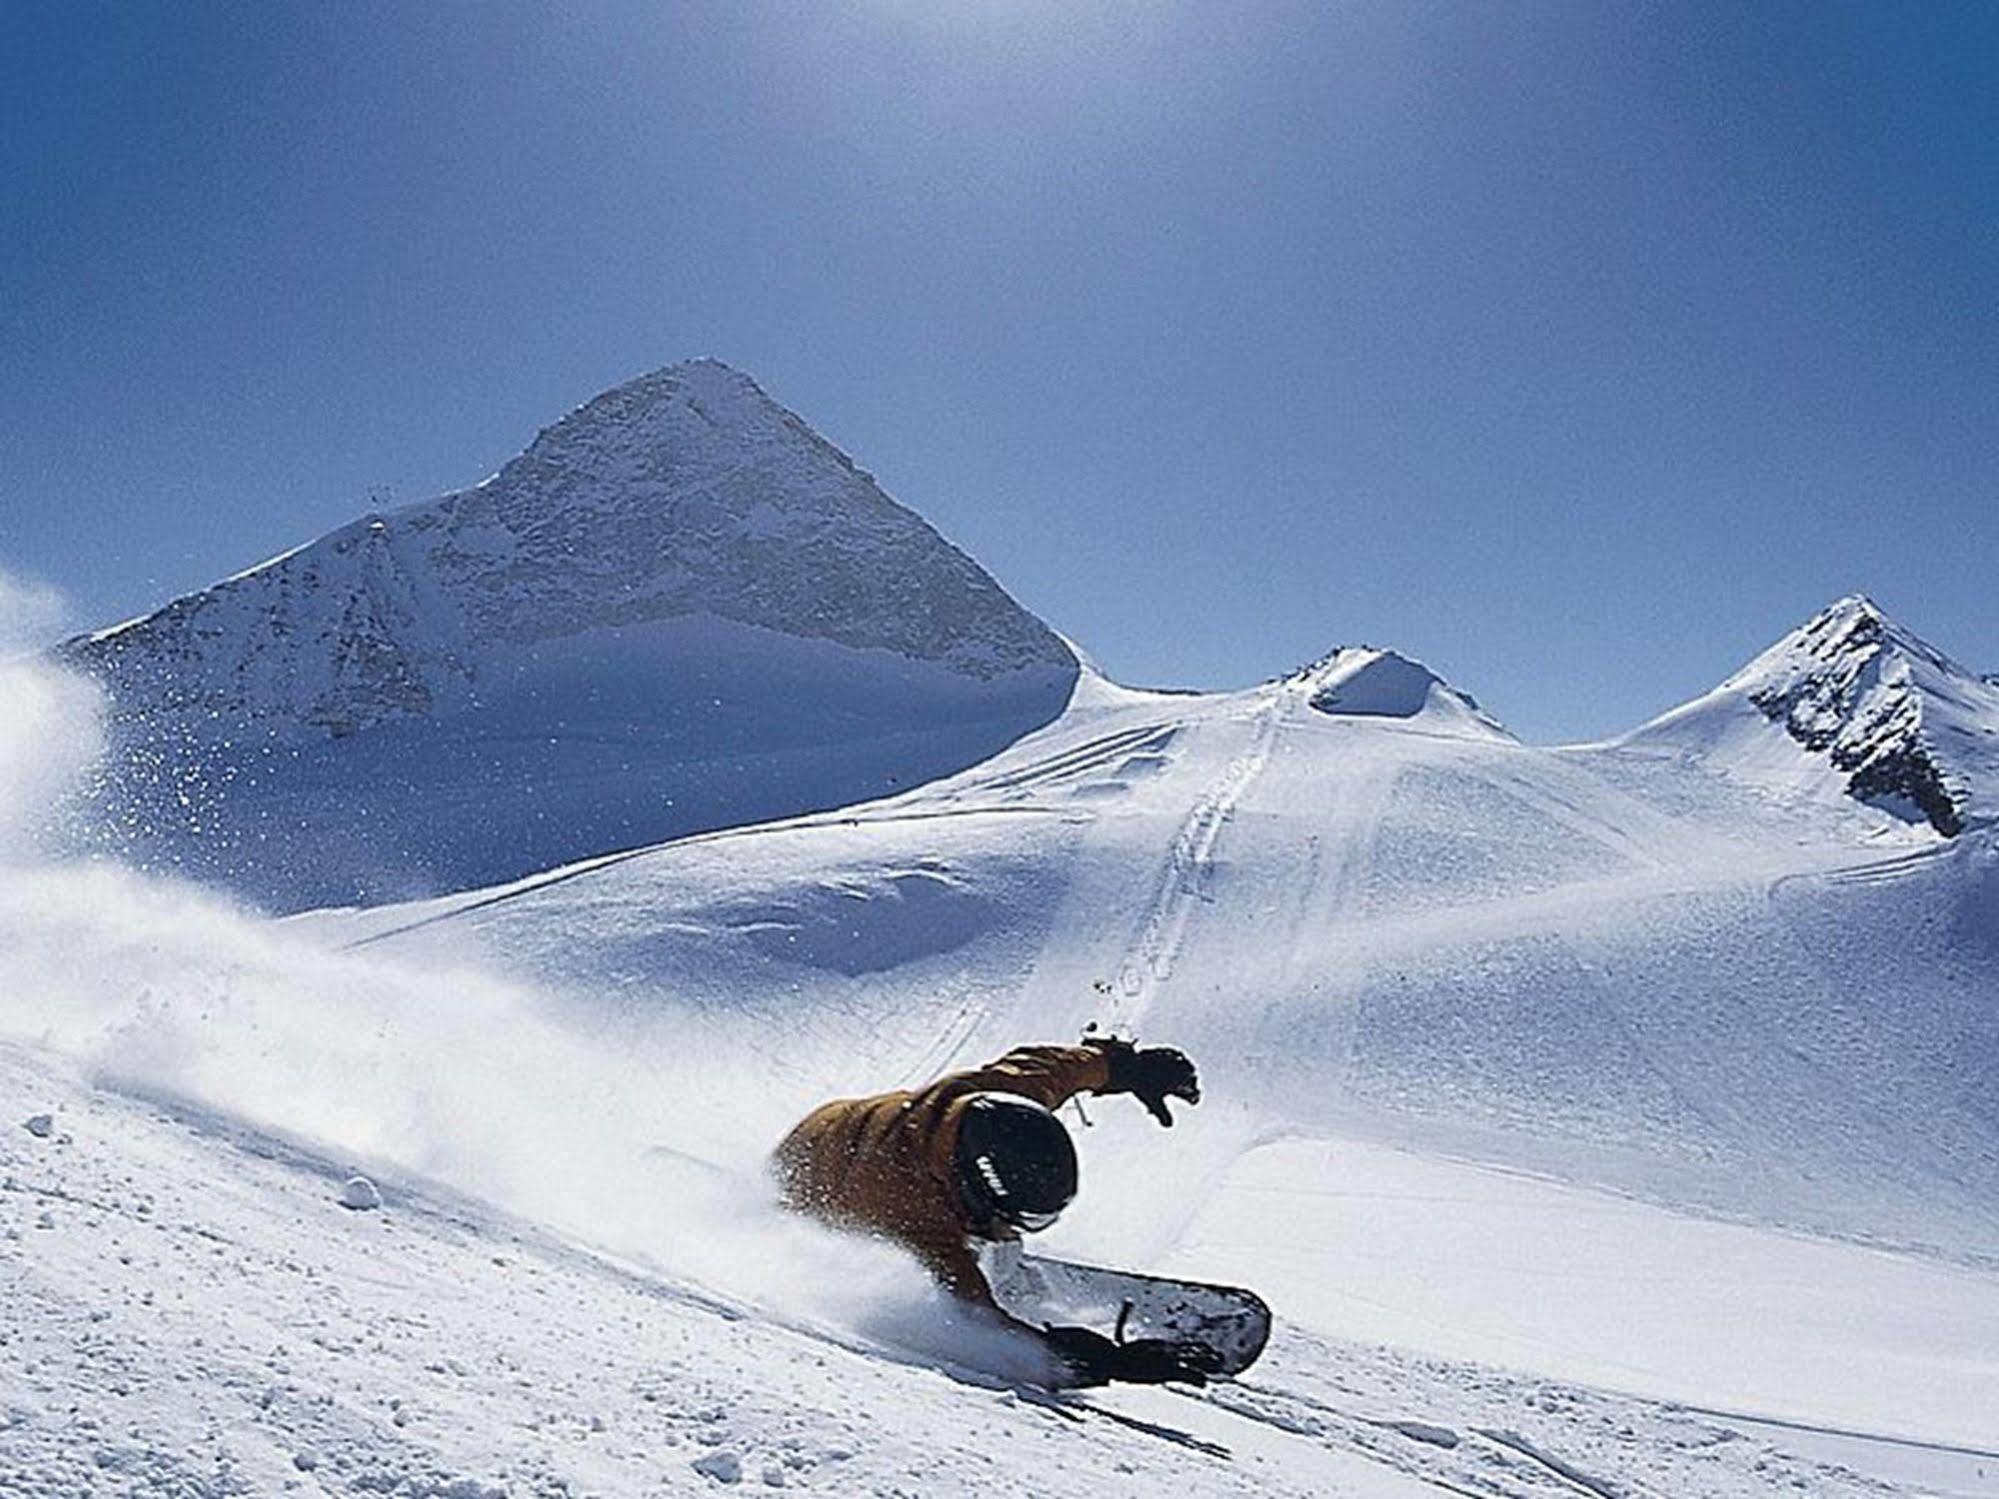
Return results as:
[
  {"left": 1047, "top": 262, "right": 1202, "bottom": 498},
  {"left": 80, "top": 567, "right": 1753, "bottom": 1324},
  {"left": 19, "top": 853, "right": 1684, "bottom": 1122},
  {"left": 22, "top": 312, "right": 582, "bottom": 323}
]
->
[{"left": 0, "top": 593, "right": 1029, "bottom": 1370}]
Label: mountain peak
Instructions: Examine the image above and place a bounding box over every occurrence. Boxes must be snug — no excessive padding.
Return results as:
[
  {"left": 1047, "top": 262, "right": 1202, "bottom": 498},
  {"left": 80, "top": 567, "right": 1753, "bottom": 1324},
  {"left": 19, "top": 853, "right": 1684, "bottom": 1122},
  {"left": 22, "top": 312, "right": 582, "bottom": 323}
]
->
[
  {"left": 1822, "top": 591, "right": 1882, "bottom": 618},
  {"left": 71, "top": 359, "right": 1076, "bottom": 723},
  {"left": 500, "top": 358, "right": 833, "bottom": 492},
  {"left": 1766, "top": 593, "right": 1974, "bottom": 686},
  {"left": 1290, "top": 646, "right": 1511, "bottom": 740},
  {"left": 55, "top": 363, "right": 1078, "bottom": 906},
  {"left": 569, "top": 357, "right": 771, "bottom": 419},
  {"left": 1630, "top": 596, "right": 1999, "bottom": 837}
]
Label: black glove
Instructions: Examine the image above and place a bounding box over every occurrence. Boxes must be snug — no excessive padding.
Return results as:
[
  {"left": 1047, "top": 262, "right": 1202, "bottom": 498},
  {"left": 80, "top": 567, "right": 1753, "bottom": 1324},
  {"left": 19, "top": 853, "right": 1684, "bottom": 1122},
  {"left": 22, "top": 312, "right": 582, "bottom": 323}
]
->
[
  {"left": 1043, "top": 1324, "right": 1120, "bottom": 1387},
  {"left": 1092, "top": 1036, "right": 1201, "bottom": 1126},
  {"left": 1042, "top": 1326, "right": 1216, "bottom": 1388},
  {"left": 1110, "top": 1337, "right": 1217, "bottom": 1387}
]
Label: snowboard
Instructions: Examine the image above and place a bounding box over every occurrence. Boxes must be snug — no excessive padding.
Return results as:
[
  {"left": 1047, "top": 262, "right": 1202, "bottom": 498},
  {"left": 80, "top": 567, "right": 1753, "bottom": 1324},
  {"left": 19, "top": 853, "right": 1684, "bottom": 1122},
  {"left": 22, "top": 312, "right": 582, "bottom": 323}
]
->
[{"left": 981, "top": 1241, "right": 1272, "bottom": 1378}]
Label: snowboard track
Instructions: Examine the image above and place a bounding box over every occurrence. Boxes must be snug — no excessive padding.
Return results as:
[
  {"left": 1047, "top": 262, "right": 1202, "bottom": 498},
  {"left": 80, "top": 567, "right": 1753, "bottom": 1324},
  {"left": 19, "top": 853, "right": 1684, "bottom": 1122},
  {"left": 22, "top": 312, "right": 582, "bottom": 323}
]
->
[
  {"left": 1110, "top": 689, "right": 1287, "bottom": 1035},
  {"left": 947, "top": 721, "right": 1183, "bottom": 801},
  {"left": 338, "top": 802, "right": 1075, "bottom": 952}
]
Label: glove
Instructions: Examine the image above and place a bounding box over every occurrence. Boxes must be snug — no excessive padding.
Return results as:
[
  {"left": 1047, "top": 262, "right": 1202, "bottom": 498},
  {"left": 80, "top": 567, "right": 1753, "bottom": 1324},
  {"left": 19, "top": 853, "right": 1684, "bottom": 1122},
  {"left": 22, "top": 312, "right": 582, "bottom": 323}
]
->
[
  {"left": 1110, "top": 1337, "right": 1217, "bottom": 1387},
  {"left": 1043, "top": 1324, "right": 1120, "bottom": 1387},
  {"left": 1042, "top": 1326, "right": 1216, "bottom": 1388},
  {"left": 1091, "top": 1036, "right": 1201, "bottom": 1126}
]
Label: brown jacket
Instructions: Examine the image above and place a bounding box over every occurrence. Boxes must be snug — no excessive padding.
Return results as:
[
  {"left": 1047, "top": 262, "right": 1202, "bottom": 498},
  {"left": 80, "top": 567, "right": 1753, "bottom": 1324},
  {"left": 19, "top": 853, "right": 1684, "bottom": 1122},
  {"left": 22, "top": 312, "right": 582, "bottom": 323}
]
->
[{"left": 770, "top": 1044, "right": 1113, "bottom": 1307}]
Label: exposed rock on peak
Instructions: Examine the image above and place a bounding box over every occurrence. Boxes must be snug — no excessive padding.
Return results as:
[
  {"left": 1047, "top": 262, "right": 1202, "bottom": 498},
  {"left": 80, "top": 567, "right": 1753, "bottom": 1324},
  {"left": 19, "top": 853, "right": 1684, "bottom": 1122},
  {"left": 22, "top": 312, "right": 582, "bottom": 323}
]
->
[{"left": 1624, "top": 596, "right": 1999, "bottom": 837}]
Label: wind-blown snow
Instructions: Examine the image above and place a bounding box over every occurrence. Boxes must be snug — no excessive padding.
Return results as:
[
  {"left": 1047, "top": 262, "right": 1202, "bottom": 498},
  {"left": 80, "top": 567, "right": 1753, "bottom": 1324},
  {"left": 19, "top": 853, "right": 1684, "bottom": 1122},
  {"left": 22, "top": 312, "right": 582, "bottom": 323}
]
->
[
  {"left": 13, "top": 1039, "right": 1937, "bottom": 1498},
  {"left": 0, "top": 565, "right": 71, "bottom": 651}
]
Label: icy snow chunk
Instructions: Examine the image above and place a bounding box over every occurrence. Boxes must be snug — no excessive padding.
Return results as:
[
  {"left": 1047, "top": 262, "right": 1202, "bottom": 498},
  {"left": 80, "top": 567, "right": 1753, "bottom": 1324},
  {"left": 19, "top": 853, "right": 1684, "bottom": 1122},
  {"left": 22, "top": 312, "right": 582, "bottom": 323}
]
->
[
  {"left": 426, "top": 1479, "right": 504, "bottom": 1499},
  {"left": 1386, "top": 1420, "right": 1461, "bottom": 1449},
  {"left": 692, "top": 1449, "right": 743, "bottom": 1484},
  {"left": 338, "top": 1174, "right": 383, "bottom": 1211},
  {"left": 21, "top": 1114, "right": 52, "bottom": 1138},
  {"left": 1308, "top": 651, "right": 1440, "bottom": 718}
]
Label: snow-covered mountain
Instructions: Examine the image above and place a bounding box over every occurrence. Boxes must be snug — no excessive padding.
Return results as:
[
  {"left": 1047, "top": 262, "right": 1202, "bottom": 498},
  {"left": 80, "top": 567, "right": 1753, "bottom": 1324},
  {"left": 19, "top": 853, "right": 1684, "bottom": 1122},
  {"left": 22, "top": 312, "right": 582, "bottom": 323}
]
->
[
  {"left": 313, "top": 634, "right": 1999, "bottom": 1263},
  {"left": 1620, "top": 594, "right": 1999, "bottom": 837},
  {"left": 20, "top": 396, "right": 1999, "bottom": 1499},
  {"left": 56, "top": 361, "right": 1078, "bottom": 909}
]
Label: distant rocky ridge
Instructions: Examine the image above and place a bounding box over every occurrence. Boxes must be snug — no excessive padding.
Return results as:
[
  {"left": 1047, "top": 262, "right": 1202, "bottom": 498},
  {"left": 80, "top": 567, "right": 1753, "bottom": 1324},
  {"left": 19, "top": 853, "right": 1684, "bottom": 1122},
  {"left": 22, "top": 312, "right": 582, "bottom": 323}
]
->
[{"left": 1744, "top": 600, "right": 1964, "bottom": 834}]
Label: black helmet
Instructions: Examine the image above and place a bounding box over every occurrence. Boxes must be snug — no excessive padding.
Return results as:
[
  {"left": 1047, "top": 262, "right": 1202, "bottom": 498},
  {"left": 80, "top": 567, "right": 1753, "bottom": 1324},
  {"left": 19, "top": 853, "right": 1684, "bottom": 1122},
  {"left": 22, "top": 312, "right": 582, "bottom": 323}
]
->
[{"left": 954, "top": 1092, "right": 1078, "bottom": 1233}]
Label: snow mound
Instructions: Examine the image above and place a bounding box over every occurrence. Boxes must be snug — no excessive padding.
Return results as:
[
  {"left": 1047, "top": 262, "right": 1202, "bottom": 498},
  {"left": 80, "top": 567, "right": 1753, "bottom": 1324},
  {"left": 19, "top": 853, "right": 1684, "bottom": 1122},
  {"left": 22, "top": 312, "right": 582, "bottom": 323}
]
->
[
  {"left": 690, "top": 1450, "right": 743, "bottom": 1484},
  {"left": 1622, "top": 595, "right": 1999, "bottom": 835},
  {"left": 1295, "top": 647, "right": 1512, "bottom": 740}
]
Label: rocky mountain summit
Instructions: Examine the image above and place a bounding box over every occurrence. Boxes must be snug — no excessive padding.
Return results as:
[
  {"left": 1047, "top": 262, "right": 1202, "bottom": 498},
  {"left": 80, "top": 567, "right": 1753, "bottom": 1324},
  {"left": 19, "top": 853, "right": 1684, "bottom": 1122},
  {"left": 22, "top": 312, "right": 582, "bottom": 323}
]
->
[{"left": 1623, "top": 595, "right": 1999, "bottom": 837}]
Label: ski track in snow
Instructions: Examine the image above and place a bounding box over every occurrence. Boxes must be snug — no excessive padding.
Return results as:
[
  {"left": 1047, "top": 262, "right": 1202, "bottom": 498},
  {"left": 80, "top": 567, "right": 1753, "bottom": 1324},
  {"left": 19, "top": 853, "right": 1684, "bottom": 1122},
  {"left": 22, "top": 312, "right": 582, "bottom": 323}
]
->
[
  {"left": 1256, "top": 714, "right": 1401, "bottom": 1090},
  {"left": 943, "top": 720, "right": 1184, "bottom": 803},
  {"left": 1110, "top": 688, "right": 1287, "bottom": 1036}
]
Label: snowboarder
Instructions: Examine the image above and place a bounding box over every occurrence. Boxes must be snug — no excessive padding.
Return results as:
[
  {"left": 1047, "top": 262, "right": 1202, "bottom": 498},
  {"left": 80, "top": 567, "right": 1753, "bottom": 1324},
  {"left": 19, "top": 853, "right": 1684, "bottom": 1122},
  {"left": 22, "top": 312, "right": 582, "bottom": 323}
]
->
[{"left": 770, "top": 1035, "right": 1217, "bottom": 1387}]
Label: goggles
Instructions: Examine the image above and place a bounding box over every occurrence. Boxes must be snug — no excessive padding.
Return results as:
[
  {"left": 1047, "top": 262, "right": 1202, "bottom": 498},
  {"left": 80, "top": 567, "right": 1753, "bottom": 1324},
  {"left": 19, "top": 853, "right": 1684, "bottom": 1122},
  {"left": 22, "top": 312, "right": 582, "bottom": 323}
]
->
[{"left": 1003, "top": 1205, "right": 1064, "bottom": 1234}]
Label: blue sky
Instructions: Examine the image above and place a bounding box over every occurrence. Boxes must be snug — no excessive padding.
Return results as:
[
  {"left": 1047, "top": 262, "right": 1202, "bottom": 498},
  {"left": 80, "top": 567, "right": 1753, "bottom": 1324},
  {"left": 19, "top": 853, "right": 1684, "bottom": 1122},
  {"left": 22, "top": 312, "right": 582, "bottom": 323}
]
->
[{"left": 4, "top": 1, "right": 1994, "bottom": 741}]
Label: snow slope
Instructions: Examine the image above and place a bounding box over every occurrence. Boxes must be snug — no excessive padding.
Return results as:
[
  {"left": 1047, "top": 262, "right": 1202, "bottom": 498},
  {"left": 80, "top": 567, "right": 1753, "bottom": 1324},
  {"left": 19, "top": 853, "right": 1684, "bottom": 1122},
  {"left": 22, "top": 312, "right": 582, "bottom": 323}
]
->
[
  {"left": 54, "top": 361, "right": 1077, "bottom": 911},
  {"left": 14, "top": 574, "right": 1999, "bottom": 1492},
  {"left": 288, "top": 614, "right": 1999, "bottom": 1463},
  {"left": 6, "top": 1038, "right": 1975, "bottom": 1498},
  {"left": 320, "top": 640, "right": 1999, "bottom": 1252}
]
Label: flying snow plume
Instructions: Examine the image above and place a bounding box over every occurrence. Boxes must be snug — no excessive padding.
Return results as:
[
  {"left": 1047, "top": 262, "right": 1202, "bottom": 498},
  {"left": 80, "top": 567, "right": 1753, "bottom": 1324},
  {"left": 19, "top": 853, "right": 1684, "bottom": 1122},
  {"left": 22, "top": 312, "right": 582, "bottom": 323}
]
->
[
  {"left": 0, "top": 601, "right": 972, "bottom": 1360},
  {"left": 0, "top": 571, "right": 102, "bottom": 859},
  {"left": 0, "top": 565, "right": 70, "bottom": 653},
  {"left": 0, "top": 657, "right": 102, "bottom": 860}
]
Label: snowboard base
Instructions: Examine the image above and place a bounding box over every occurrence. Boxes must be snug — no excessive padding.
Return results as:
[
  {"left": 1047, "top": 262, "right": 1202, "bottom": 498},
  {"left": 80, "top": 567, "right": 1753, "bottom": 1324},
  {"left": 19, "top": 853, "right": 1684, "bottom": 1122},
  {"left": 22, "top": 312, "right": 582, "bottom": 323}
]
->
[{"left": 982, "top": 1243, "right": 1272, "bottom": 1378}]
